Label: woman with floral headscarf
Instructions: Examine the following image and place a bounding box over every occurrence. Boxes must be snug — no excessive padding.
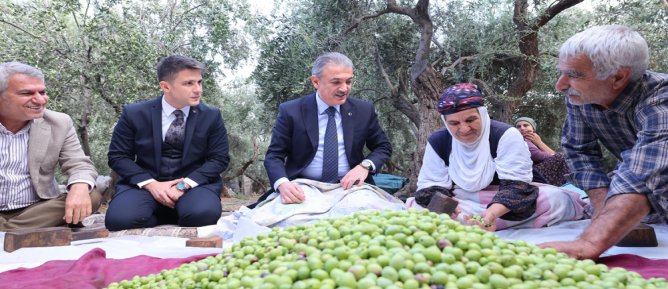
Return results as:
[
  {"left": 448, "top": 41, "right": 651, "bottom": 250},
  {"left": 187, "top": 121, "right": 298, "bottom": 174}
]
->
[{"left": 415, "top": 83, "right": 586, "bottom": 231}]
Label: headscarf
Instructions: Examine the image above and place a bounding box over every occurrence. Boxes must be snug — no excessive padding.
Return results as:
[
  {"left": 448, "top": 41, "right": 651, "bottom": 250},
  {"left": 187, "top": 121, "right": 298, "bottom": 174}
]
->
[
  {"left": 514, "top": 117, "right": 537, "bottom": 131},
  {"left": 437, "top": 83, "right": 484, "bottom": 115}
]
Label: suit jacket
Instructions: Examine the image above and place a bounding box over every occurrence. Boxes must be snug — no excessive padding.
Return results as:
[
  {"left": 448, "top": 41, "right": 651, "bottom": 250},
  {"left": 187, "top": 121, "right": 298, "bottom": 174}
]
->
[
  {"left": 264, "top": 93, "right": 392, "bottom": 186},
  {"left": 29, "top": 110, "right": 97, "bottom": 199},
  {"left": 108, "top": 96, "right": 229, "bottom": 193}
]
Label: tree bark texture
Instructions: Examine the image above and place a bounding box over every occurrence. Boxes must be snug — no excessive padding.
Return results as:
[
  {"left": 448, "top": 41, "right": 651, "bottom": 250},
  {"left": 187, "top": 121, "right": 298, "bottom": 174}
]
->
[
  {"left": 78, "top": 74, "right": 92, "bottom": 157},
  {"left": 402, "top": 66, "right": 444, "bottom": 194},
  {"left": 493, "top": 0, "right": 583, "bottom": 122},
  {"left": 349, "top": 0, "right": 445, "bottom": 197}
]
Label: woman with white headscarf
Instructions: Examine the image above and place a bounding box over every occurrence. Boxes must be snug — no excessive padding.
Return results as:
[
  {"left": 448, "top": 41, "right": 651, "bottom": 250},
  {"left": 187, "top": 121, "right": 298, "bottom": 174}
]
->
[{"left": 416, "top": 83, "right": 586, "bottom": 231}]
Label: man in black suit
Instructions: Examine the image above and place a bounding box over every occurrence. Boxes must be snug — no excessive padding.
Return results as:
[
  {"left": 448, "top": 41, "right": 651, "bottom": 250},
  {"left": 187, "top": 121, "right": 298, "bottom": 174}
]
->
[
  {"left": 262, "top": 52, "right": 392, "bottom": 204},
  {"left": 105, "top": 55, "right": 229, "bottom": 230}
]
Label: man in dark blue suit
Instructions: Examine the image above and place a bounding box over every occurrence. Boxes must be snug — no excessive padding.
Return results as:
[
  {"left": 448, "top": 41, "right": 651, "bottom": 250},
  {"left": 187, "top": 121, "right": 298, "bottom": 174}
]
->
[
  {"left": 262, "top": 52, "right": 392, "bottom": 205},
  {"left": 105, "top": 55, "right": 229, "bottom": 230}
]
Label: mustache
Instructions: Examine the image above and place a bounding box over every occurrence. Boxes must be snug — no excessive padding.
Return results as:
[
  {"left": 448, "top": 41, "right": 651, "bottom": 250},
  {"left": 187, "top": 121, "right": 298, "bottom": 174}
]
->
[{"left": 563, "top": 88, "right": 580, "bottom": 97}]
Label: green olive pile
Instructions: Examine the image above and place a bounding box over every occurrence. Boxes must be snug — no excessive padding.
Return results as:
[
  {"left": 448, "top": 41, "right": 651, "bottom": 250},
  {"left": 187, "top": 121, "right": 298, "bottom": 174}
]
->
[{"left": 106, "top": 209, "right": 667, "bottom": 289}]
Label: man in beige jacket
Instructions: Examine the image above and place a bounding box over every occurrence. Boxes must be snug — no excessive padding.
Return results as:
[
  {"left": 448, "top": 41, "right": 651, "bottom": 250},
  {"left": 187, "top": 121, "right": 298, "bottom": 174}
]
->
[{"left": 0, "top": 62, "right": 100, "bottom": 230}]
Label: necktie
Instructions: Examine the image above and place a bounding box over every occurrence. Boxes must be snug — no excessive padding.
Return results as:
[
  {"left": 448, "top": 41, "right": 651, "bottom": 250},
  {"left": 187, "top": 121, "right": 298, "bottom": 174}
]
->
[
  {"left": 321, "top": 106, "right": 338, "bottom": 183},
  {"left": 165, "top": 110, "right": 185, "bottom": 148}
]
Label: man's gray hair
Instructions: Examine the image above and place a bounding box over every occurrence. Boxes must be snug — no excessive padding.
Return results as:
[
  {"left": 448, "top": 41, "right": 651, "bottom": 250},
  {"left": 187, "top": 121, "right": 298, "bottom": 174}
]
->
[
  {"left": 311, "top": 52, "right": 354, "bottom": 78},
  {"left": 559, "top": 25, "right": 649, "bottom": 81},
  {"left": 0, "top": 62, "right": 45, "bottom": 96}
]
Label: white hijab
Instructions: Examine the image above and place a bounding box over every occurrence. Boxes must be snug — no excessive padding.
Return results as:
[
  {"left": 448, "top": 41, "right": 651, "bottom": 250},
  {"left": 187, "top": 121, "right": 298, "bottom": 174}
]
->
[{"left": 444, "top": 107, "right": 496, "bottom": 192}]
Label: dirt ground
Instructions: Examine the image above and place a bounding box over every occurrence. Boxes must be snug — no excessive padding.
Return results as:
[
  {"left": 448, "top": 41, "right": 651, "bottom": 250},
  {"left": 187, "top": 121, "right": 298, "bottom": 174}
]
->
[{"left": 220, "top": 196, "right": 260, "bottom": 211}]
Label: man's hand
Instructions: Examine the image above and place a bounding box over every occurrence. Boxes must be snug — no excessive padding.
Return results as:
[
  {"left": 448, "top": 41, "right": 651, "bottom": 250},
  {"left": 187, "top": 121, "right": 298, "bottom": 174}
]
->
[
  {"left": 539, "top": 239, "right": 603, "bottom": 260},
  {"left": 278, "top": 182, "right": 305, "bottom": 204},
  {"left": 64, "top": 183, "right": 93, "bottom": 224},
  {"left": 340, "top": 165, "right": 369, "bottom": 190},
  {"left": 144, "top": 179, "right": 183, "bottom": 208},
  {"left": 168, "top": 185, "right": 185, "bottom": 203},
  {"left": 540, "top": 193, "right": 650, "bottom": 260}
]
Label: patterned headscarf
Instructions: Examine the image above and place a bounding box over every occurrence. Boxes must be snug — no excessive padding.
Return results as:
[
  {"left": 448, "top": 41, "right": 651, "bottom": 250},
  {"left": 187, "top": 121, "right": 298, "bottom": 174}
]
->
[{"left": 437, "top": 83, "right": 485, "bottom": 115}]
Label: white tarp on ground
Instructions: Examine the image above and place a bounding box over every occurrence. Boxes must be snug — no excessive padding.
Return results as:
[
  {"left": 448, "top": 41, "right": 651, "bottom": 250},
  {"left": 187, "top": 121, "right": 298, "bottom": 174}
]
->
[{"left": 497, "top": 220, "right": 668, "bottom": 259}]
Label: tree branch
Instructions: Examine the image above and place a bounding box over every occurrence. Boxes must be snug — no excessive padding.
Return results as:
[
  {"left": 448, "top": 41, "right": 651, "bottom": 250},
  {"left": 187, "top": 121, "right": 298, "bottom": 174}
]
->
[
  {"left": 374, "top": 48, "right": 420, "bottom": 127},
  {"left": 386, "top": 0, "right": 419, "bottom": 19},
  {"left": 82, "top": 0, "right": 91, "bottom": 27},
  {"left": 93, "top": 73, "right": 122, "bottom": 115},
  {"left": 410, "top": 0, "right": 434, "bottom": 82},
  {"left": 340, "top": 0, "right": 430, "bottom": 83},
  {"left": 513, "top": 0, "right": 530, "bottom": 32},
  {"left": 471, "top": 78, "right": 501, "bottom": 107},
  {"left": 72, "top": 9, "right": 81, "bottom": 29},
  {"left": 533, "top": 0, "right": 584, "bottom": 29},
  {"left": 0, "top": 20, "right": 70, "bottom": 59},
  {"left": 343, "top": 9, "right": 391, "bottom": 35},
  {"left": 431, "top": 37, "right": 444, "bottom": 51},
  {"left": 374, "top": 48, "right": 396, "bottom": 91},
  {"left": 223, "top": 138, "right": 260, "bottom": 183},
  {"left": 440, "top": 55, "right": 478, "bottom": 75},
  {"left": 662, "top": 0, "right": 668, "bottom": 10},
  {"left": 342, "top": 0, "right": 415, "bottom": 36},
  {"left": 170, "top": 3, "right": 207, "bottom": 34}
]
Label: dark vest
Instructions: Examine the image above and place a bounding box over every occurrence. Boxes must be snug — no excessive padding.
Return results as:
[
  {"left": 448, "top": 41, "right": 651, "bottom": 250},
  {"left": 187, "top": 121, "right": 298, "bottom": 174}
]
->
[
  {"left": 427, "top": 120, "right": 512, "bottom": 185},
  {"left": 159, "top": 141, "right": 183, "bottom": 181}
]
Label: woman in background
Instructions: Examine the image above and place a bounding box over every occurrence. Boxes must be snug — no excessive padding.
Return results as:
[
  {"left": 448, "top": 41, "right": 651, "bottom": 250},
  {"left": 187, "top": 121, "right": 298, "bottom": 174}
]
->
[
  {"left": 514, "top": 117, "right": 569, "bottom": 186},
  {"left": 515, "top": 117, "right": 554, "bottom": 161}
]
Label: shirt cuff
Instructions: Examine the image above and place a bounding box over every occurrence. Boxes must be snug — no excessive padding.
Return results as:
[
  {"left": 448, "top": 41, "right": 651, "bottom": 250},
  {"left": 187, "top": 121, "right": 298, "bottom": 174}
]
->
[
  {"left": 184, "top": 178, "right": 198, "bottom": 189},
  {"left": 67, "top": 180, "right": 95, "bottom": 192},
  {"left": 273, "top": 177, "right": 290, "bottom": 192},
  {"left": 138, "top": 179, "right": 156, "bottom": 189}
]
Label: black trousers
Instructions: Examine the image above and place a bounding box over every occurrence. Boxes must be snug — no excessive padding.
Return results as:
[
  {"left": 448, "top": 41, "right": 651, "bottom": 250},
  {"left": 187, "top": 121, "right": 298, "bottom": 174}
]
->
[{"left": 105, "top": 183, "right": 222, "bottom": 231}]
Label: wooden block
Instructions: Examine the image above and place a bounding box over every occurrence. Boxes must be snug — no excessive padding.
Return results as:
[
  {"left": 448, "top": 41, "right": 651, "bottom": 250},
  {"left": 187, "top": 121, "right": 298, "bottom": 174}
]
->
[
  {"left": 426, "top": 192, "right": 459, "bottom": 215},
  {"left": 616, "top": 223, "right": 658, "bottom": 247},
  {"left": 186, "top": 236, "right": 223, "bottom": 248},
  {"left": 4, "top": 227, "right": 72, "bottom": 252},
  {"left": 71, "top": 227, "right": 110, "bottom": 241}
]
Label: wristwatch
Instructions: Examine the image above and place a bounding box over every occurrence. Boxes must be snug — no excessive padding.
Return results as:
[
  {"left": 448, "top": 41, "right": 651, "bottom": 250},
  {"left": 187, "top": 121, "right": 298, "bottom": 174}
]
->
[
  {"left": 176, "top": 181, "right": 188, "bottom": 192},
  {"left": 360, "top": 159, "right": 374, "bottom": 171}
]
